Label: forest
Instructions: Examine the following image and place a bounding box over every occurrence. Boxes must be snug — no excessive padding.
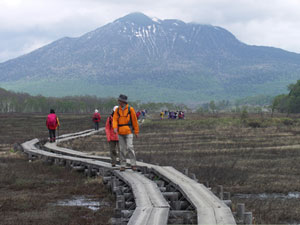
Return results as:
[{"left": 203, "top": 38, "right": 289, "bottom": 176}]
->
[
  {"left": 0, "top": 87, "right": 187, "bottom": 113},
  {"left": 2, "top": 80, "right": 300, "bottom": 114}
]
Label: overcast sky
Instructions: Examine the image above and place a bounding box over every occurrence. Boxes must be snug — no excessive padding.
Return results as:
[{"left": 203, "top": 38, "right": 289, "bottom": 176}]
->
[{"left": 1, "top": 0, "right": 300, "bottom": 63}]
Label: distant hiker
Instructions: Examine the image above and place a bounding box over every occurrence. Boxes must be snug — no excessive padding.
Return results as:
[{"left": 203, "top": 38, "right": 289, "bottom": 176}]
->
[
  {"left": 160, "top": 111, "right": 164, "bottom": 120},
  {"left": 170, "top": 111, "right": 175, "bottom": 119},
  {"left": 178, "top": 111, "right": 184, "bottom": 119},
  {"left": 105, "top": 106, "right": 119, "bottom": 167},
  {"left": 136, "top": 111, "right": 141, "bottom": 121},
  {"left": 92, "top": 109, "right": 101, "bottom": 130},
  {"left": 46, "top": 109, "right": 60, "bottom": 143},
  {"left": 113, "top": 94, "right": 139, "bottom": 171},
  {"left": 141, "top": 110, "right": 145, "bottom": 118}
]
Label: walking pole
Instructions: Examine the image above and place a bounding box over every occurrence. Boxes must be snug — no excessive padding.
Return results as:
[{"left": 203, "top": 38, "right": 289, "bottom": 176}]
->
[
  {"left": 56, "top": 116, "right": 60, "bottom": 143},
  {"left": 56, "top": 127, "right": 59, "bottom": 143}
]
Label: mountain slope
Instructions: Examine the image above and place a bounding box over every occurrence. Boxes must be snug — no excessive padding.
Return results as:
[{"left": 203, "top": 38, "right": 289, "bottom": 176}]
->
[{"left": 1, "top": 12, "right": 300, "bottom": 103}]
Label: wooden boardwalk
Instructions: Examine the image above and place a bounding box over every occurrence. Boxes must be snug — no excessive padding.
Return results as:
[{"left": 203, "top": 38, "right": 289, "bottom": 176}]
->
[
  {"left": 21, "top": 128, "right": 237, "bottom": 225},
  {"left": 153, "top": 166, "right": 236, "bottom": 224},
  {"left": 114, "top": 170, "right": 170, "bottom": 225}
]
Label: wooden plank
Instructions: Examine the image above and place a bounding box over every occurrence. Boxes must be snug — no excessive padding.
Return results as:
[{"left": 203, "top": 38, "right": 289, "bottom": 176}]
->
[
  {"left": 147, "top": 208, "right": 169, "bottom": 225},
  {"left": 57, "top": 128, "right": 104, "bottom": 142},
  {"left": 58, "top": 129, "right": 95, "bottom": 138},
  {"left": 22, "top": 139, "right": 115, "bottom": 169},
  {"left": 115, "top": 171, "right": 152, "bottom": 207},
  {"left": 127, "top": 207, "right": 152, "bottom": 225},
  {"left": 153, "top": 166, "right": 236, "bottom": 225},
  {"left": 44, "top": 143, "right": 110, "bottom": 161},
  {"left": 114, "top": 170, "right": 170, "bottom": 225},
  {"left": 137, "top": 174, "right": 169, "bottom": 208}
]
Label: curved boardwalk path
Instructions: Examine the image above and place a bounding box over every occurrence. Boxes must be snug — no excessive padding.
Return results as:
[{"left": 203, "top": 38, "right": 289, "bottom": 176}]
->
[{"left": 21, "top": 128, "right": 237, "bottom": 225}]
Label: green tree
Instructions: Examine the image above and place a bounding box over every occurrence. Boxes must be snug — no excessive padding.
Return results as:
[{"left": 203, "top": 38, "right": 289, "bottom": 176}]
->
[
  {"left": 288, "top": 80, "right": 300, "bottom": 113},
  {"left": 271, "top": 94, "right": 288, "bottom": 115}
]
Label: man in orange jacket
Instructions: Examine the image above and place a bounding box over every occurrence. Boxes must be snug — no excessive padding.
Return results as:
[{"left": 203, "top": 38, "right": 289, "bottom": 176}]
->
[{"left": 113, "top": 94, "right": 139, "bottom": 171}]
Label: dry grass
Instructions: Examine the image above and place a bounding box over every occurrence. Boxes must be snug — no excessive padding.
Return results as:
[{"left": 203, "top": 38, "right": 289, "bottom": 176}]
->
[
  {"left": 66, "top": 113, "right": 300, "bottom": 224},
  {"left": 0, "top": 113, "right": 113, "bottom": 225}
]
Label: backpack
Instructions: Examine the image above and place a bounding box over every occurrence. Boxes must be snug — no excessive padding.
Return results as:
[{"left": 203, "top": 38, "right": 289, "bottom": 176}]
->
[
  {"left": 93, "top": 113, "right": 100, "bottom": 122},
  {"left": 117, "top": 106, "right": 132, "bottom": 128},
  {"left": 48, "top": 115, "right": 57, "bottom": 127}
]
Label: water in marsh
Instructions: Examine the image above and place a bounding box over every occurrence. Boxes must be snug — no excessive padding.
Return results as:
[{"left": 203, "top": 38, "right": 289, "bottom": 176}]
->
[
  {"left": 234, "top": 192, "right": 300, "bottom": 200},
  {"left": 55, "top": 196, "right": 109, "bottom": 211}
]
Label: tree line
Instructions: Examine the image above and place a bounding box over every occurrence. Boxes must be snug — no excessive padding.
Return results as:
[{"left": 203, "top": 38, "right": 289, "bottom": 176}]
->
[
  {"left": 0, "top": 87, "right": 188, "bottom": 113},
  {"left": 4, "top": 82, "right": 300, "bottom": 115},
  {"left": 272, "top": 80, "right": 300, "bottom": 114}
]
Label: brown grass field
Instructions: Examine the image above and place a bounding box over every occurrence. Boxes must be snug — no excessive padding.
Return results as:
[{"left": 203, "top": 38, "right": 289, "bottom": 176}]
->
[
  {"left": 61, "top": 113, "right": 300, "bottom": 224},
  {"left": 0, "top": 113, "right": 114, "bottom": 225},
  {"left": 2, "top": 112, "right": 300, "bottom": 224}
]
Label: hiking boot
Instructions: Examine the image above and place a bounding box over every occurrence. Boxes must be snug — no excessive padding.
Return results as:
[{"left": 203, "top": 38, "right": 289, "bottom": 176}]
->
[
  {"left": 120, "top": 167, "right": 125, "bottom": 172},
  {"left": 131, "top": 166, "right": 137, "bottom": 171}
]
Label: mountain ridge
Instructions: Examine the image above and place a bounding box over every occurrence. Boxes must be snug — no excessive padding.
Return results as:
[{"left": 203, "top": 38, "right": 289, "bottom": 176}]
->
[{"left": 0, "top": 12, "right": 300, "bottom": 103}]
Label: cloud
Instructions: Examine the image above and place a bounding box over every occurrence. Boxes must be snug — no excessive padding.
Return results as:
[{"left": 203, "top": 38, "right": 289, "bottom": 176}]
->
[
  {"left": 1, "top": 0, "right": 300, "bottom": 62},
  {"left": 0, "top": 30, "right": 51, "bottom": 62}
]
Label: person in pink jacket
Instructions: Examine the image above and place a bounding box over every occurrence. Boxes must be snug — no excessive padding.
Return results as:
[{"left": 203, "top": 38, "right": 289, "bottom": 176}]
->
[
  {"left": 105, "top": 106, "right": 119, "bottom": 167},
  {"left": 46, "top": 109, "right": 60, "bottom": 143}
]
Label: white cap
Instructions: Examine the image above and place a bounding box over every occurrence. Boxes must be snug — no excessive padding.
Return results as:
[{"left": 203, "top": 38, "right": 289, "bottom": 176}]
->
[
  {"left": 95, "top": 109, "right": 98, "bottom": 113},
  {"left": 113, "top": 106, "right": 118, "bottom": 112}
]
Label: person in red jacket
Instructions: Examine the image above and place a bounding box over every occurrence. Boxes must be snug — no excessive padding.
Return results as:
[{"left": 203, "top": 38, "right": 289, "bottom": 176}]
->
[
  {"left": 92, "top": 109, "right": 101, "bottom": 130},
  {"left": 136, "top": 111, "right": 141, "bottom": 121},
  {"left": 46, "top": 109, "right": 60, "bottom": 143},
  {"left": 105, "top": 106, "right": 119, "bottom": 167}
]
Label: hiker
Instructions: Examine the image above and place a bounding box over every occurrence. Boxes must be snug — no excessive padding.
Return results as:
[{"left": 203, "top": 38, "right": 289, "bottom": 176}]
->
[
  {"left": 136, "top": 111, "right": 141, "bottom": 121},
  {"left": 178, "top": 111, "right": 182, "bottom": 119},
  {"left": 141, "top": 110, "right": 145, "bottom": 118},
  {"left": 178, "top": 111, "right": 184, "bottom": 119},
  {"left": 46, "top": 109, "right": 60, "bottom": 143},
  {"left": 170, "top": 111, "right": 175, "bottom": 119},
  {"left": 160, "top": 111, "right": 164, "bottom": 120},
  {"left": 113, "top": 94, "right": 139, "bottom": 171},
  {"left": 105, "top": 106, "right": 119, "bottom": 167},
  {"left": 92, "top": 109, "right": 101, "bottom": 130}
]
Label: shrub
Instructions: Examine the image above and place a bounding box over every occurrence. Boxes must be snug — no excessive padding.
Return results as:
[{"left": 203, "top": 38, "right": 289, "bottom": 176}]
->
[
  {"left": 240, "top": 108, "right": 249, "bottom": 122},
  {"left": 282, "top": 118, "right": 294, "bottom": 126},
  {"left": 247, "top": 121, "right": 261, "bottom": 128}
]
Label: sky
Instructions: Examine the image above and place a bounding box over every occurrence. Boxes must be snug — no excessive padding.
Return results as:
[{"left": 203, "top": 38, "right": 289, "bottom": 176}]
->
[{"left": 1, "top": 0, "right": 300, "bottom": 63}]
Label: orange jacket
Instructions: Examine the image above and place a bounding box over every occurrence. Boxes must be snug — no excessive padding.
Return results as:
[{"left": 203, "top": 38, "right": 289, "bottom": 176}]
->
[{"left": 113, "top": 104, "right": 139, "bottom": 135}]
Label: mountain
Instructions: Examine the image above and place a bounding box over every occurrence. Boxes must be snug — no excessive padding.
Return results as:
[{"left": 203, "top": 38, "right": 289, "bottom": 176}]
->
[{"left": 1, "top": 12, "right": 300, "bottom": 103}]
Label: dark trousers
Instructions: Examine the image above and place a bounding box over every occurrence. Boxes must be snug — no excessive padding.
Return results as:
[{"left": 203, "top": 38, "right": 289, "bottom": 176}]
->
[
  {"left": 109, "top": 141, "right": 119, "bottom": 165},
  {"left": 94, "top": 122, "right": 99, "bottom": 130},
  {"left": 49, "top": 129, "right": 56, "bottom": 142}
]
